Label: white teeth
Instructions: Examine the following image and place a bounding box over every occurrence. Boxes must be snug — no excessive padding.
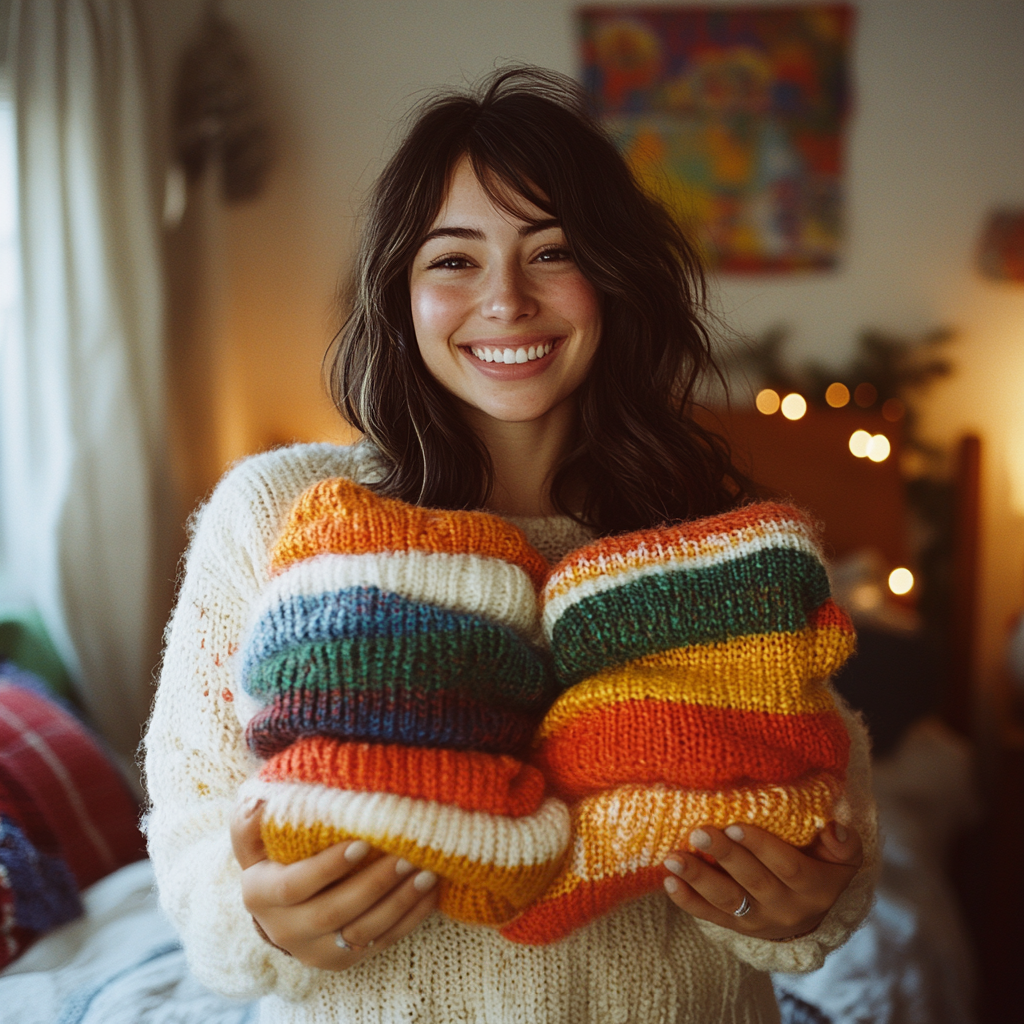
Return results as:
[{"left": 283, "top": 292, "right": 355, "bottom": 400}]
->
[{"left": 468, "top": 341, "right": 558, "bottom": 363}]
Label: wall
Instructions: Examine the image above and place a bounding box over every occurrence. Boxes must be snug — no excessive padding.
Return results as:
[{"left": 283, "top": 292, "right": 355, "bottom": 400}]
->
[{"left": 139, "top": 0, "right": 1024, "bottom": 699}]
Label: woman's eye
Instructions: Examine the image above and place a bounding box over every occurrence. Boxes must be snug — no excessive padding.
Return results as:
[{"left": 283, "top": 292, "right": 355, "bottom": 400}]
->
[
  {"left": 427, "top": 255, "right": 473, "bottom": 270},
  {"left": 535, "top": 247, "right": 573, "bottom": 263}
]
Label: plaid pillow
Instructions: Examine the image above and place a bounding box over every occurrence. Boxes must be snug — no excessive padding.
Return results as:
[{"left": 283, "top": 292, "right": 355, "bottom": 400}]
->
[{"left": 0, "top": 672, "right": 145, "bottom": 966}]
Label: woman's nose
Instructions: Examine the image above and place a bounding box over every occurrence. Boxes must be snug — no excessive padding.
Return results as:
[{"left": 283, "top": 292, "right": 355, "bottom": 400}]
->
[{"left": 481, "top": 264, "right": 538, "bottom": 322}]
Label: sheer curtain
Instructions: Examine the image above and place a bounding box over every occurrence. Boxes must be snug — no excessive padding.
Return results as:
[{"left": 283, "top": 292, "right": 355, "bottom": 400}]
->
[{"left": 0, "top": 0, "right": 164, "bottom": 761}]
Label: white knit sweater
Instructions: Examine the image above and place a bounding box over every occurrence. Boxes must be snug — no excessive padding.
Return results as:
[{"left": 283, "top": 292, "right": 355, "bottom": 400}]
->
[{"left": 143, "top": 442, "right": 878, "bottom": 1024}]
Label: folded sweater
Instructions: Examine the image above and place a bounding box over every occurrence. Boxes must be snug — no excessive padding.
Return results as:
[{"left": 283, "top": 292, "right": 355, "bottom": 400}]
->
[
  {"left": 235, "top": 477, "right": 571, "bottom": 926},
  {"left": 502, "top": 503, "right": 856, "bottom": 944}
]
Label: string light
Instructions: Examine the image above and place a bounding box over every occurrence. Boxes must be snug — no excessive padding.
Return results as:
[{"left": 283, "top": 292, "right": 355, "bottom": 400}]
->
[
  {"left": 780, "top": 393, "right": 807, "bottom": 420},
  {"left": 756, "top": 388, "right": 781, "bottom": 414},
  {"left": 825, "top": 382, "right": 850, "bottom": 408},
  {"left": 854, "top": 382, "right": 877, "bottom": 407},
  {"left": 888, "top": 567, "right": 914, "bottom": 595},
  {"left": 849, "top": 430, "right": 871, "bottom": 457},
  {"left": 867, "top": 434, "right": 891, "bottom": 462},
  {"left": 849, "top": 430, "right": 890, "bottom": 461},
  {"left": 882, "top": 398, "right": 905, "bottom": 422}
]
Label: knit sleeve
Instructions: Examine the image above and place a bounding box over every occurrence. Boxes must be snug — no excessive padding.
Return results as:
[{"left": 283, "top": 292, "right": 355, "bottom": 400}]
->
[
  {"left": 141, "top": 443, "right": 367, "bottom": 1000},
  {"left": 692, "top": 694, "right": 879, "bottom": 974}
]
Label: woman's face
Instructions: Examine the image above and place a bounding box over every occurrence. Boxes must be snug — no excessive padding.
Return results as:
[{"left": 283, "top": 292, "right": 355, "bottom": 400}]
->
[{"left": 409, "top": 157, "right": 602, "bottom": 427}]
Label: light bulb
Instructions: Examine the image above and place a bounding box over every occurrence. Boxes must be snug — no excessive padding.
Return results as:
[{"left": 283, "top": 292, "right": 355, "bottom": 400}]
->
[
  {"left": 867, "top": 434, "right": 891, "bottom": 462},
  {"left": 888, "top": 567, "right": 914, "bottom": 595},
  {"left": 756, "top": 389, "right": 780, "bottom": 415},
  {"left": 849, "top": 430, "right": 871, "bottom": 457},
  {"left": 781, "top": 393, "right": 807, "bottom": 420}
]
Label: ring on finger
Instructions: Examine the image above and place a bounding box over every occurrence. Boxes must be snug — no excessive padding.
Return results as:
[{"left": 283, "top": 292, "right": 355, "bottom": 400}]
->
[
  {"left": 335, "top": 930, "right": 372, "bottom": 951},
  {"left": 733, "top": 894, "right": 752, "bottom": 918}
]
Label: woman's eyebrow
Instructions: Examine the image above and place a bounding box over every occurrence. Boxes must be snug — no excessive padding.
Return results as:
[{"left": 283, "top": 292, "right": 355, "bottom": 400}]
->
[{"left": 421, "top": 218, "right": 561, "bottom": 245}]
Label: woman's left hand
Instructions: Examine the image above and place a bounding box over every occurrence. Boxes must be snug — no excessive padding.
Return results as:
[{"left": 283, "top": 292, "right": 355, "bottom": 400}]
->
[{"left": 662, "top": 821, "right": 863, "bottom": 940}]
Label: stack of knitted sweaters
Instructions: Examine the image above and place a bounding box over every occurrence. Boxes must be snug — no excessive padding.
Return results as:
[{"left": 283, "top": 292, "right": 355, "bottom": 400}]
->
[
  {"left": 234, "top": 470, "right": 856, "bottom": 946},
  {"left": 143, "top": 443, "right": 878, "bottom": 1024}
]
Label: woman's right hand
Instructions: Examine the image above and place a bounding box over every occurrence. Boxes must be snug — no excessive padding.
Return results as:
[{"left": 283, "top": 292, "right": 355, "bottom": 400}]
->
[{"left": 230, "top": 797, "right": 439, "bottom": 970}]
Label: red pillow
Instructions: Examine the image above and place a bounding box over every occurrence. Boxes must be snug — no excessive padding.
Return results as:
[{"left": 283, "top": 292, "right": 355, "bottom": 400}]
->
[{"left": 0, "top": 678, "right": 145, "bottom": 891}]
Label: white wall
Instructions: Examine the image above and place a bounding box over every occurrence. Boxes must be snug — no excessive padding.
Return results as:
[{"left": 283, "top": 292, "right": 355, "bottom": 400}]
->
[{"left": 140, "top": 0, "right": 1024, "bottom": 695}]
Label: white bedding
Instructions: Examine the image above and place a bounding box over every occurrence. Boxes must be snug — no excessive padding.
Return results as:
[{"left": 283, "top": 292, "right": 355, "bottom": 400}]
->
[
  {"left": 773, "top": 718, "right": 979, "bottom": 1024},
  {"left": 0, "top": 858, "right": 257, "bottom": 1024}
]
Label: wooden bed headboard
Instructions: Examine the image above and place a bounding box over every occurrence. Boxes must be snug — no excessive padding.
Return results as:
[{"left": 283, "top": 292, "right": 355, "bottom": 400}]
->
[{"left": 695, "top": 405, "right": 910, "bottom": 570}]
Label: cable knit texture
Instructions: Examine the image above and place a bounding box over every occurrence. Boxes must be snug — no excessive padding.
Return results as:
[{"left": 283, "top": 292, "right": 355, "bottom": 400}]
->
[
  {"left": 143, "top": 442, "right": 877, "bottom": 1023},
  {"left": 502, "top": 506, "right": 857, "bottom": 944}
]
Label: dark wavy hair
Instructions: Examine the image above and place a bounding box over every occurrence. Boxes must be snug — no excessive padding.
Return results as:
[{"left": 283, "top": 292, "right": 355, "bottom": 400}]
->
[{"left": 328, "top": 66, "right": 749, "bottom": 534}]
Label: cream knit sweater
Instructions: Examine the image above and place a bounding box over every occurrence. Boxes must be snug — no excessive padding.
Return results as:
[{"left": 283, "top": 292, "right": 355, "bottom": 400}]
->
[{"left": 143, "top": 442, "right": 878, "bottom": 1024}]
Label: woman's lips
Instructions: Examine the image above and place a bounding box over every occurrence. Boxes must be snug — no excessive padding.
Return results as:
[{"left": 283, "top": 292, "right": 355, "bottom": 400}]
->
[{"left": 458, "top": 338, "right": 562, "bottom": 379}]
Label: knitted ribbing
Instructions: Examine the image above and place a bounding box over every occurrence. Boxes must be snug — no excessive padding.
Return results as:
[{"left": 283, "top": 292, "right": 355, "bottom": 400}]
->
[
  {"left": 258, "top": 738, "right": 547, "bottom": 817},
  {"left": 239, "top": 479, "right": 569, "bottom": 926},
  {"left": 502, "top": 502, "right": 855, "bottom": 945},
  {"left": 269, "top": 476, "right": 549, "bottom": 589}
]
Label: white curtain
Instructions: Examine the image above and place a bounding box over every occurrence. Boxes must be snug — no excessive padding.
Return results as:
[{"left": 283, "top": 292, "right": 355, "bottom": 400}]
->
[{"left": 0, "top": 0, "right": 164, "bottom": 760}]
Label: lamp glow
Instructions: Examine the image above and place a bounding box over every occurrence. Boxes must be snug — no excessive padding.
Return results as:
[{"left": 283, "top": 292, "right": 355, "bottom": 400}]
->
[
  {"left": 867, "top": 434, "right": 891, "bottom": 462},
  {"left": 781, "top": 393, "right": 807, "bottom": 420},
  {"left": 756, "top": 388, "right": 781, "bottom": 415},
  {"left": 888, "top": 567, "right": 914, "bottom": 595},
  {"left": 849, "top": 430, "right": 871, "bottom": 457},
  {"left": 825, "top": 382, "right": 850, "bottom": 408}
]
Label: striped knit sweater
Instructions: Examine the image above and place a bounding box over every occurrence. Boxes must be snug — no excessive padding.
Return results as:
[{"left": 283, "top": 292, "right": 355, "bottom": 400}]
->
[
  {"left": 502, "top": 503, "right": 857, "bottom": 944},
  {"left": 235, "top": 477, "right": 571, "bottom": 926},
  {"left": 237, "top": 477, "right": 855, "bottom": 943}
]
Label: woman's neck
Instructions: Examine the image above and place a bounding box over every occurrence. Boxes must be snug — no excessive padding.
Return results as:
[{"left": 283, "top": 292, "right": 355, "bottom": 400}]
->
[{"left": 462, "top": 401, "right": 576, "bottom": 517}]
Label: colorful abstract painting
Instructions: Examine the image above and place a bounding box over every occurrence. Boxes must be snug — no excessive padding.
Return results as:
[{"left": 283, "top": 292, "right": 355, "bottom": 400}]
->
[{"left": 579, "top": 6, "right": 854, "bottom": 273}]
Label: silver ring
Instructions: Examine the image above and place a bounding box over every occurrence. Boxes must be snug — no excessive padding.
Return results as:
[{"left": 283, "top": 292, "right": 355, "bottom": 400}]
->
[
  {"left": 733, "top": 895, "right": 752, "bottom": 918},
  {"left": 334, "top": 930, "right": 354, "bottom": 950}
]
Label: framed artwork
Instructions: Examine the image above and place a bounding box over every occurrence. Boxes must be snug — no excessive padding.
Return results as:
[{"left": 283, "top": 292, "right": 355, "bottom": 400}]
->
[{"left": 579, "top": 5, "right": 854, "bottom": 273}]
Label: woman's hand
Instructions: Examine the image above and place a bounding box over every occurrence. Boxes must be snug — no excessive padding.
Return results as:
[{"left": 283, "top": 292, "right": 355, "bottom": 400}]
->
[
  {"left": 230, "top": 797, "right": 439, "bottom": 970},
  {"left": 662, "top": 821, "right": 862, "bottom": 940}
]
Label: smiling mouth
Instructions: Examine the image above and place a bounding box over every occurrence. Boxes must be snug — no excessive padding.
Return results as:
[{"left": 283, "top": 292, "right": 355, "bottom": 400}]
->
[{"left": 465, "top": 339, "right": 560, "bottom": 364}]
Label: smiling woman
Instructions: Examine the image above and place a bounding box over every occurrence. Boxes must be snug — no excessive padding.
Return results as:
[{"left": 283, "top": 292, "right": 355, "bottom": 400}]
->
[
  {"left": 331, "top": 67, "right": 745, "bottom": 530},
  {"left": 143, "top": 65, "right": 877, "bottom": 1024}
]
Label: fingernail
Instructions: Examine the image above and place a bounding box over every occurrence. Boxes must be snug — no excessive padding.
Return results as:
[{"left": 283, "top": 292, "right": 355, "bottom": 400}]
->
[
  {"left": 664, "top": 876, "right": 680, "bottom": 894},
  {"left": 344, "top": 840, "right": 370, "bottom": 863},
  {"left": 413, "top": 870, "right": 437, "bottom": 892},
  {"left": 725, "top": 825, "right": 745, "bottom": 842},
  {"left": 833, "top": 822, "right": 849, "bottom": 843},
  {"left": 241, "top": 796, "right": 264, "bottom": 818},
  {"left": 395, "top": 858, "right": 415, "bottom": 875},
  {"left": 664, "top": 857, "right": 684, "bottom": 877},
  {"left": 689, "top": 829, "right": 712, "bottom": 851}
]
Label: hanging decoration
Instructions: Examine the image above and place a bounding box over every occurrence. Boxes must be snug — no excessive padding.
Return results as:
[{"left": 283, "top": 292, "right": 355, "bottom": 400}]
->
[
  {"left": 173, "top": 1, "right": 274, "bottom": 203},
  {"left": 578, "top": 5, "right": 854, "bottom": 273}
]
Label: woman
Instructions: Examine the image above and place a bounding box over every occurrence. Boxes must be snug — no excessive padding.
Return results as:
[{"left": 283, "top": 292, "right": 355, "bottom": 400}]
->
[{"left": 144, "top": 67, "right": 876, "bottom": 1023}]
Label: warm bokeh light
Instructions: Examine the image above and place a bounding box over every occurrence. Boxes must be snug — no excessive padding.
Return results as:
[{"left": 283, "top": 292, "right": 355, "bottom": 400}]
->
[
  {"left": 825, "top": 382, "right": 850, "bottom": 408},
  {"left": 888, "top": 567, "right": 914, "bottom": 595},
  {"left": 854, "top": 382, "right": 878, "bottom": 407},
  {"left": 849, "top": 429, "right": 871, "bottom": 457},
  {"left": 881, "top": 398, "right": 905, "bottom": 422},
  {"left": 780, "top": 393, "right": 807, "bottom": 420},
  {"left": 756, "top": 388, "right": 781, "bottom": 415},
  {"left": 867, "top": 433, "right": 891, "bottom": 462}
]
